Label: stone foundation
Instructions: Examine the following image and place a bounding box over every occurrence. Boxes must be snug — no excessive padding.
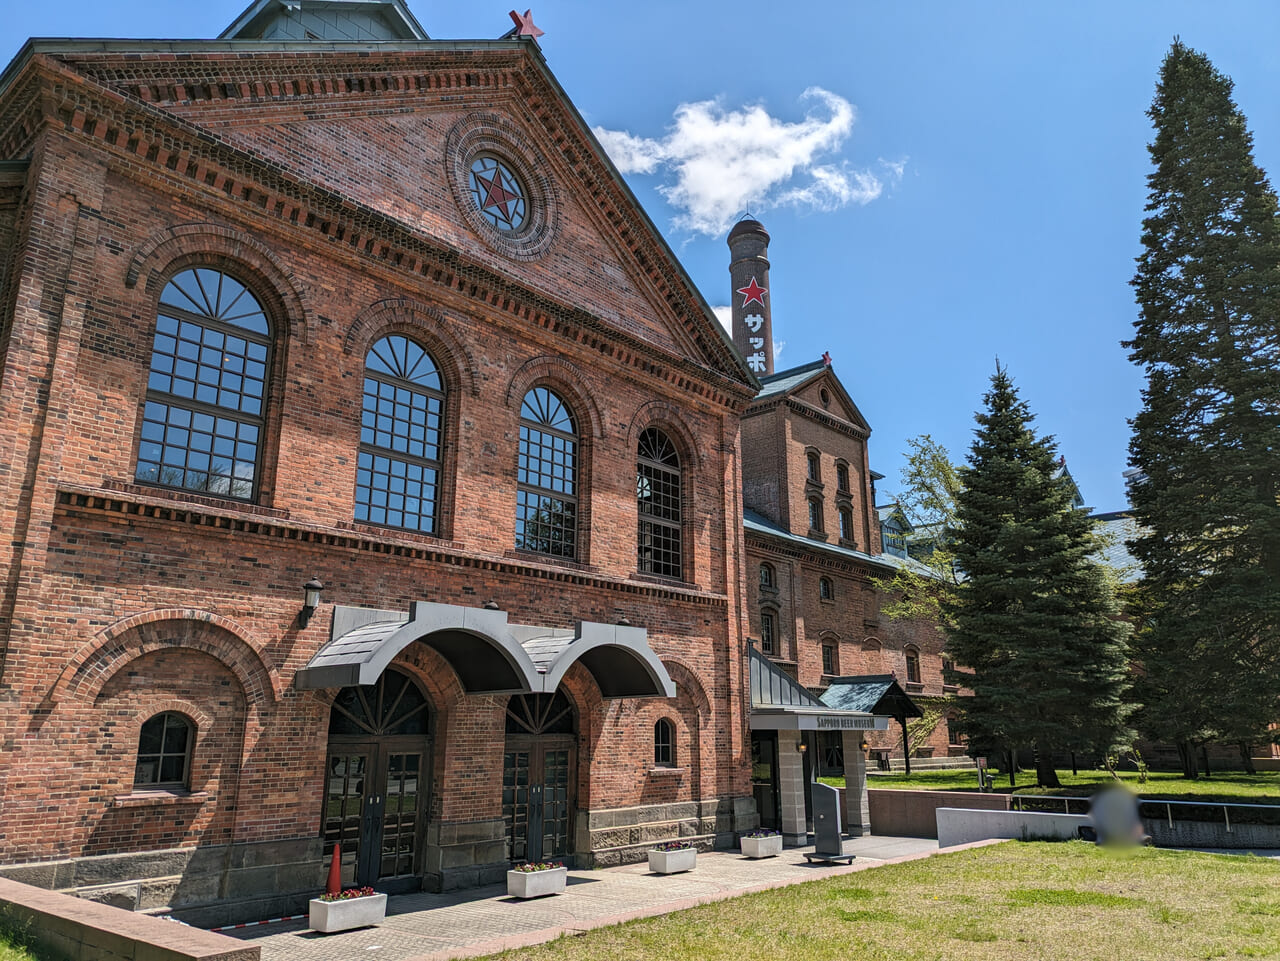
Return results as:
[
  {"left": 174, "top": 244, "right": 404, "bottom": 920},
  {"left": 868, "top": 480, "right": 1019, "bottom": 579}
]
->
[{"left": 577, "top": 796, "right": 758, "bottom": 867}]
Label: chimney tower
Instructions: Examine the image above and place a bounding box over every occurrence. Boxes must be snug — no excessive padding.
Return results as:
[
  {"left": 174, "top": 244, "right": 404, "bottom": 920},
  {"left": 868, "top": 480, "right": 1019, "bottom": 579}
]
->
[{"left": 727, "top": 219, "right": 774, "bottom": 376}]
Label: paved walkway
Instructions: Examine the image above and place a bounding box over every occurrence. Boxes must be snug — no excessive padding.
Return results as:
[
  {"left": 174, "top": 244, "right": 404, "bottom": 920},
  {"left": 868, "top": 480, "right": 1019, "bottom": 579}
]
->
[{"left": 225, "top": 835, "right": 942, "bottom": 961}]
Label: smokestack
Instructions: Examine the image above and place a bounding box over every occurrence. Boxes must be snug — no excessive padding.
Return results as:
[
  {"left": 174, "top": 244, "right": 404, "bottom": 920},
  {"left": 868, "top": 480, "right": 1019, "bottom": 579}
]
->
[{"left": 727, "top": 219, "right": 773, "bottom": 376}]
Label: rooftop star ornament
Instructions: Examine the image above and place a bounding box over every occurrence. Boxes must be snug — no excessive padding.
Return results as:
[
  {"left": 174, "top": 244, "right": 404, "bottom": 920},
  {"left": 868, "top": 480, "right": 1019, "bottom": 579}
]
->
[
  {"left": 509, "top": 9, "right": 545, "bottom": 39},
  {"left": 736, "top": 276, "right": 768, "bottom": 308}
]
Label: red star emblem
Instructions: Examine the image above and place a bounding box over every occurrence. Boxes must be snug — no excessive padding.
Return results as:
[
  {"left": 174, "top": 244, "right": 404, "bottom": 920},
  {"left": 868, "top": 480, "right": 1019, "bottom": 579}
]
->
[
  {"left": 737, "top": 276, "right": 768, "bottom": 308},
  {"left": 475, "top": 169, "right": 521, "bottom": 220},
  {"left": 509, "top": 9, "right": 545, "bottom": 39}
]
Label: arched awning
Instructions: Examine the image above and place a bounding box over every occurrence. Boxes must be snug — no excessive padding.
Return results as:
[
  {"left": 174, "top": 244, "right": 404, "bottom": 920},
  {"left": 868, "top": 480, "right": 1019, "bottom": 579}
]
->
[
  {"left": 295, "top": 602, "right": 675, "bottom": 699},
  {"left": 295, "top": 601, "right": 539, "bottom": 695}
]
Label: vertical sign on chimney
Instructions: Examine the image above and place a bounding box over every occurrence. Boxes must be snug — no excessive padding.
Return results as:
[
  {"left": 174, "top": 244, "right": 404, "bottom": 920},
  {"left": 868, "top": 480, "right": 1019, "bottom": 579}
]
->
[{"left": 727, "top": 219, "right": 774, "bottom": 376}]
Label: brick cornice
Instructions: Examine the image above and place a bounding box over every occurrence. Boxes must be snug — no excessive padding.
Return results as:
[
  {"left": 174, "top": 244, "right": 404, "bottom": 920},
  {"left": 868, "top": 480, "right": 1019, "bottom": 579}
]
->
[
  {"left": 745, "top": 528, "right": 888, "bottom": 582},
  {"left": 1, "top": 49, "right": 755, "bottom": 412},
  {"left": 55, "top": 484, "right": 730, "bottom": 608},
  {"left": 743, "top": 395, "right": 870, "bottom": 440}
]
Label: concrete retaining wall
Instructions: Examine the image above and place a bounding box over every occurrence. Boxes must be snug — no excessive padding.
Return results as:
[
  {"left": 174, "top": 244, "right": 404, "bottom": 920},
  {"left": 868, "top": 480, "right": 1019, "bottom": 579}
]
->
[
  {"left": 869, "top": 789, "right": 1010, "bottom": 839},
  {"left": 0, "top": 877, "right": 257, "bottom": 961},
  {"left": 936, "top": 808, "right": 1090, "bottom": 848},
  {"left": 1143, "top": 818, "right": 1280, "bottom": 849}
]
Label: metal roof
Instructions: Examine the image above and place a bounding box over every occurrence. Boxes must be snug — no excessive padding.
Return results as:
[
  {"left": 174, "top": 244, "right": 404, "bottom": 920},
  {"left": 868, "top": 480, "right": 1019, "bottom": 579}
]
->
[
  {"left": 744, "top": 509, "right": 936, "bottom": 577},
  {"left": 755, "top": 360, "right": 827, "bottom": 399},
  {"left": 820, "top": 675, "right": 922, "bottom": 719}
]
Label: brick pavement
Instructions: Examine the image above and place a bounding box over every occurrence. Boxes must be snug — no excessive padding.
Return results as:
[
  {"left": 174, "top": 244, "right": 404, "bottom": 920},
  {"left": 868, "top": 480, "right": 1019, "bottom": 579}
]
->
[{"left": 222, "top": 835, "right": 957, "bottom": 961}]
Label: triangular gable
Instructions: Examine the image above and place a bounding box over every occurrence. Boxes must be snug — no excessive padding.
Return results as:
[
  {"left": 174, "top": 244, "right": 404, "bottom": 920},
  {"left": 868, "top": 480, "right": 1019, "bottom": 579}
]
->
[
  {"left": 45, "top": 42, "right": 750, "bottom": 387},
  {"left": 757, "top": 360, "right": 871, "bottom": 432},
  {"left": 220, "top": 0, "right": 429, "bottom": 40},
  {"left": 820, "top": 675, "right": 922, "bottom": 718}
]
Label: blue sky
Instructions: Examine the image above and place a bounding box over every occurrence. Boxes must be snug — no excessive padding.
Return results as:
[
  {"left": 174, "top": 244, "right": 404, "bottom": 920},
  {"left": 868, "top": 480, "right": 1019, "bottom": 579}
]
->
[{"left": 8, "top": 2, "right": 1280, "bottom": 511}]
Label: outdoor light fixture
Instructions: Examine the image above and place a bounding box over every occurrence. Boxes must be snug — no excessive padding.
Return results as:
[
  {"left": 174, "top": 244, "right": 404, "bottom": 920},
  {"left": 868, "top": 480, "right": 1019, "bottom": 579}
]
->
[
  {"left": 796, "top": 742, "right": 807, "bottom": 754},
  {"left": 859, "top": 738, "right": 870, "bottom": 754},
  {"left": 300, "top": 577, "right": 323, "bottom": 627}
]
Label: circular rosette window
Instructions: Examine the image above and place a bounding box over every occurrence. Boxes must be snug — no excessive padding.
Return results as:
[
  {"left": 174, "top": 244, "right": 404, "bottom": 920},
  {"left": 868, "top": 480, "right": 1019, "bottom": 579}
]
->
[{"left": 446, "top": 114, "right": 559, "bottom": 260}]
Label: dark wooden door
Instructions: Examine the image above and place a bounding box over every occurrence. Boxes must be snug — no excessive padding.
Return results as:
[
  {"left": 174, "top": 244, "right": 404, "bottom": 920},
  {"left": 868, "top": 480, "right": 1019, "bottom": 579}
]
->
[
  {"left": 323, "top": 670, "right": 432, "bottom": 892},
  {"left": 503, "top": 692, "right": 576, "bottom": 864}
]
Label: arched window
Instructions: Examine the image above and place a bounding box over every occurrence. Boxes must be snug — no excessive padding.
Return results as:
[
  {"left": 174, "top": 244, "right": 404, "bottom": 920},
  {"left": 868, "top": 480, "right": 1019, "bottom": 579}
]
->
[
  {"left": 836, "top": 462, "right": 850, "bottom": 493},
  {"left": 808, "top": 497, "right": 824, "bottom": 532},
  {"left": 355, "top": 335, "right": 444, "bottom": 533},
  {"left": 822, "top": 643, "right": 837, "bottom": 676},
  {"left": 819, "top": 576, "right": 834, "bottom": 601},
  {"left": 760, "top": 610, "right": 777, "bottom": 655},
  {"left": 137, "top": 267, "right": 271, "bottom": 500},
  {"left": 516, "top": 387, "right": 578, "bottom": 558},
  {"left": 637, "top": 428, "right": 682, "bottom": 578},
  {"left": 806, "top": 451, "right": 821, "bottom": 482},
  {"left": 759, "top": 562, "right": 775, "bottom": 589},
  {"left": 947, "top": 715, "right": 964, "bottom": 746},
  {"left": 654, "top": 718, "right": 675, "bottom": 767},
  {"left": 134, "top": 712, "right": 194, "bottom": 789},
  {"left": 905, "top": 648, "right": 922, "bottom": 684},
  {"left": 839, "top": 506, "right": 854, "bottom": 542}
]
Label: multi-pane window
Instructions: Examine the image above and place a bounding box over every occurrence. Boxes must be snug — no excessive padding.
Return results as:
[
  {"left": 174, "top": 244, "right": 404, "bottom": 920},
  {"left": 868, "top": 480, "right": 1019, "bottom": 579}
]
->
[
  {"left": 836, "top": 462, "right": 850, "bottom": 492},
  {"left": 654, "top": 719, "right": 675, "bottom": 767},
  {"left": 759, "top": 563, "right": 775, "bottom": 589},
  {"left": 942, "top": 657, "right": 955, "bottom": 685},
  {"left": 637, "top": 428, "right": 682, "bottom": 578},
  {"left": 137, "top": 268, "right": 270, "bottom": 500},
  {"left": 355, "top": 336, "right": 444, "bottom": 534},
  {"left": 134, "top": 712, "right": 194, "bottom": 789},
  {"left": 839, "top": 507, "right": 854, "bottom": 542},
  {"left": 516, "top": 387, "right": 578, "bottom": 558},
  {"left": 948, "top": 716, "right": 964, "bottom": 746},
  {"left": 808, "top": 498, "right": 824, "bottom": 532},
  {"left": 906, "top": 649, "right": 922, "bottom": 684},
  {"left": 760, "top": 611, "right": 777, "bottom": 655},
  {"left": 806, "top": 451, "right": 821, "bottom": 482},
  {"left": 822, "top": 643, "right": 836, "bottom": 676},
  {"left": 819, "top": 577, "right": 834, "bottom": 601}
]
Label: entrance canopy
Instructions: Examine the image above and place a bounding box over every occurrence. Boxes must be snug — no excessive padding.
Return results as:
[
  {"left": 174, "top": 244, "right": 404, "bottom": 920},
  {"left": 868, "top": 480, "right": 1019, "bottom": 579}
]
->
[
  {"left": 748, "top": 647, "right": 890, "bottom": 732},
  {"left": 820, "top": 675, "right": 923, "bottom": 720},
  {"left": 295, "top": 601, "right": 675, "bottom": 698}
]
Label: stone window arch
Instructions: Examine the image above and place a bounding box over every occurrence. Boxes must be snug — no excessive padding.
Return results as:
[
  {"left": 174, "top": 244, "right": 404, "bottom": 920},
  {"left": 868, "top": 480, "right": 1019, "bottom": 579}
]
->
[
  {"left": 808, "top": 496, "right": 825, "bottom": 533},
  {"left": 905, "top": 646, "right": 922, "bottom": 684},
  {"left": 136, "top": 266, "right": 273, "bottom": 500},
  {"left": 759, "top": 562, "right": 776, "bottom": 590},
  {"left": 355, "top": 335, "right": 445, "bottom": 534},
  {"left": 819, "top": 576, "right": 834, "bottom": 601},
  {"left": 806, "top": 449, "right": 821, "bottom": 483},
  {"left": 516, "top": 386, "right": 579, "bottom": 558}
]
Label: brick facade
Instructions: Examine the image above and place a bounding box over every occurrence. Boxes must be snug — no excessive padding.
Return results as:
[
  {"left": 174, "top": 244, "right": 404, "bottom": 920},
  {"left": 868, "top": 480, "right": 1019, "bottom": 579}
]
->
[{"left": 0, "top": 36, "right": 758, "bottom": 923}]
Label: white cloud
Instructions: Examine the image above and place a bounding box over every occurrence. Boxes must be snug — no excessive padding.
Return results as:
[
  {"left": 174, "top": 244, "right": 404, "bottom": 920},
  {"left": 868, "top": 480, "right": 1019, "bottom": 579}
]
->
[
  {"left": 712, "top": 304, "right": 733, "bottom": 331},
  {"left": 595, "top": 87, "right": 890, "bottom": 237}
]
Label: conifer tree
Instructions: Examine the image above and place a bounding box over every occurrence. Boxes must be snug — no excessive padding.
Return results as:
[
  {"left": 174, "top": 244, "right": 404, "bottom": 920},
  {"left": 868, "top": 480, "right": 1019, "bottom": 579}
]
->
[
  {"left": 943, "top": 367, "right": 1133, "bottom": 786},
  {"left": 1126, "top": 41, "right": 1280, "bottom": 776}
]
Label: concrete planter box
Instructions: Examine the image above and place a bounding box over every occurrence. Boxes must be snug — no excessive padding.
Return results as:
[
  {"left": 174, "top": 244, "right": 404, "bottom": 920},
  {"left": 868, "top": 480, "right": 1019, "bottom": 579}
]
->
[
  {"left": 740, "top": 834, "right": 784, "bottom": 858},
  {"left": 506, "top": 866, "right": 567, "bottom": 898},
  {"left": 648, "top": 846, "right": 697, "bottom": 874},
  {"left": 309, "top": 892, "right": 387, "bottom": 933}
]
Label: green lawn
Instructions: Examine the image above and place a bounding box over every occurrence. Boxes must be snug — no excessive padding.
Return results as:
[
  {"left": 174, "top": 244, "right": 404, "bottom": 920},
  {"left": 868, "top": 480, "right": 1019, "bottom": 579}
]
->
[
  {"left": 819, "top": 768, "right": 1280, "bottom": 803},
  {"left": 486, "top": 842, "right": 1280, "bottom": 961},
  {"left": 0, "top": 924, "right": 47, "bottom": 961}
]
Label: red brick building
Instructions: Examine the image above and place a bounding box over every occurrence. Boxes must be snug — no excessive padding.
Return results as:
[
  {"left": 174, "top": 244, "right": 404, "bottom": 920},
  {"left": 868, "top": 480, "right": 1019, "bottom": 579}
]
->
[
  {"left": 727, "top": 220, "right": 963, "bottom": 831},
  {"left": 0, "top": 1, "right": 769, "bottom": 924}
]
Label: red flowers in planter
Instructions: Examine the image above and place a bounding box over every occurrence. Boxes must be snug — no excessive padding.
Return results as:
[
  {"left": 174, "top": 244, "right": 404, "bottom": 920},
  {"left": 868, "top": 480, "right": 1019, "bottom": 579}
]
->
[{"left": 318, "top": 886, "right": 378, "bottom": 902}]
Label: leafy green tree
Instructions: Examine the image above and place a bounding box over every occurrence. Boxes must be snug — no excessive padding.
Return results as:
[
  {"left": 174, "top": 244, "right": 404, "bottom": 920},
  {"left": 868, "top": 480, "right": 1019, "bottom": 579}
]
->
[
  {"left": 944, "top": 366, "right": 1134, "bottom": 787},
  {"left": 878, "top": 434, "right": 963, "bottom": 625},
  {"left": 1126, "top": 40, "right": 1280, "bottom": 777}
]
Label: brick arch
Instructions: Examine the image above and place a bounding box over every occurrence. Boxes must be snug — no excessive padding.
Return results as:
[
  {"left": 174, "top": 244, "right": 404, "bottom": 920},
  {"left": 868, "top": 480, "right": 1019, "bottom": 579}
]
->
[
  {"left": 52, "top": 610, "right": 282, "bottom": 706},
  {"left": 504, "top": 356, "right": 604, "bottom": 439},
  {"left": 342, "top": 299, "right": 479, "bottom": 398},
  {"left": 626, "top": 401, "right": 704, "bottom": 470},
  {"left": 125, "top": 222, "right": 314, "bottom": 345},
  {"left": 659, "top": 658, "right": 713, "bottom": 725}
]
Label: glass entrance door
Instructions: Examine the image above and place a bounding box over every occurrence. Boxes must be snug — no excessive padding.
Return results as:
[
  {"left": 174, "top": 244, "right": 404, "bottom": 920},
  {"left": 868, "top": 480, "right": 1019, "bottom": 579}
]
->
[
  {"left": 323, "top": 669, "right": 432, "bottom": 893},
  {"left": 503, "top": 691, "right": 576, "bottom": 864},
  {"left": 751, "top": 731, "right": 780, "bottom": 830}
]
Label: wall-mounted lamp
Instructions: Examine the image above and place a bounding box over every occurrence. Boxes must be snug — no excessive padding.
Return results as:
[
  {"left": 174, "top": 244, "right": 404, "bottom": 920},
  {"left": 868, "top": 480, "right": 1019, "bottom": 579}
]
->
[
  {"left": 796, "top": 741, "right": 807, "bottom": 755},
  {"left": 300, "top": 577, "right": 323, "bottom": 628},
  {"left": 859, "top": 738, "right": 870, "bottom": 754}
]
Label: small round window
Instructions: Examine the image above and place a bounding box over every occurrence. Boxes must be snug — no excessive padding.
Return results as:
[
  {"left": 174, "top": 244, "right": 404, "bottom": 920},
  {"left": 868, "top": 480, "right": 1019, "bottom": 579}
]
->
[{"left": 469, "top": 155, "right": 527, "bottom": 232}]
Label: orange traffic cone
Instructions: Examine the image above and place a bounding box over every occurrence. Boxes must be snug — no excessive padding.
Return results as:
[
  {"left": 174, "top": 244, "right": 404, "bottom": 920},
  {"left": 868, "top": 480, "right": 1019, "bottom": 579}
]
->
[{"left": 325, "top": 842, "right": 342, "bottom": 897}]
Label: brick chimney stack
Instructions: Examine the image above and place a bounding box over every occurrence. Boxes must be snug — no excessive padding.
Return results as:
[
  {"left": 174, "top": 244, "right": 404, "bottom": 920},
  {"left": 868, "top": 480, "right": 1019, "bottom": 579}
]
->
[{"left": 727, "top": 218, "right": 773, "bottom": 376}]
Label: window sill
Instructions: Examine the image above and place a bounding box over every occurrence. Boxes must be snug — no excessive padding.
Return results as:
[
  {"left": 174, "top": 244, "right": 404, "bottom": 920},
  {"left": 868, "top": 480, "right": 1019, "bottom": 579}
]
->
[
  {"left": 905, "top": 682, "right": 924, "bottom": 694},
  {"left": 819, "top": 597, "right": 835, "bottom": 606},
  {"left": 806, "top": 530, "right": 829, "bottom": 542},
  {"left": 105, "top": 479, "right": 287, "bottom": 518},
  {"left": 648, "top": 766, "right": 686, "bottom": 777},
  {"left": 631, "top": 571, "right": 693, "bottom": 589},
  {"left": 112, "top": 790, "right": 211, "bottom": 809},
  {"left": 943, "top": 685, "right": 960, "bottom": 694}
]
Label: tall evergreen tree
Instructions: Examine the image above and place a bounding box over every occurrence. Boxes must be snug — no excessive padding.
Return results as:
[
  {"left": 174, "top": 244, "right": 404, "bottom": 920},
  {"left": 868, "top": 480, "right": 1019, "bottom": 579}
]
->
[
  {"left": 1126, "top": 41, "right": 1280, "bottom": 776},
  {"left": 943, "top": 366, "right": 1133, "bottom": 786}
]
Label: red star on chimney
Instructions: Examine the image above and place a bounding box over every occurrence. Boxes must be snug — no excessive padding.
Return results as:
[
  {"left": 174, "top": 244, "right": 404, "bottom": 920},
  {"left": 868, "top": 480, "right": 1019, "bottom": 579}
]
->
[
  {"left": 508, "top": 9, "right": 545, "bottom": 39},
  {"left": 736, "top": 276, "right": 768, "bottom": 308}
]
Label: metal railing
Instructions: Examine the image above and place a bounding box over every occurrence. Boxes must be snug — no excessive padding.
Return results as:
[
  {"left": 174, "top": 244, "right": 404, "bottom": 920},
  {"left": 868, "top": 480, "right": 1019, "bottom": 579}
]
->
[{"left": 1009, "top": 793, "right": 1280, "bottom": 832}]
